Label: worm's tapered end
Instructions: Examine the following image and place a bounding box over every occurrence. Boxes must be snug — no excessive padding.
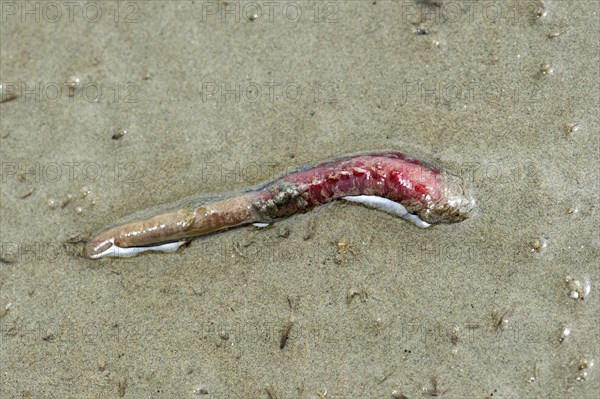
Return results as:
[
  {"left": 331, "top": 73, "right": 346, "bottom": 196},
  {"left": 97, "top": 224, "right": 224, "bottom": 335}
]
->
[
  {"left": 84, "top": 237, "right": 114, "bottom": 259},
  {"left": 84, "top": 234, "right": 187, "bottom": 259}
]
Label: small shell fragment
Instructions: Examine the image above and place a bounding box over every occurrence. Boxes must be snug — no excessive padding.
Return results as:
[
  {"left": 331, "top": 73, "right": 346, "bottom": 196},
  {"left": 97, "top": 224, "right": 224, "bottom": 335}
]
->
[{"left": 566, "top": 276, "right": 591, "bottom": 301}]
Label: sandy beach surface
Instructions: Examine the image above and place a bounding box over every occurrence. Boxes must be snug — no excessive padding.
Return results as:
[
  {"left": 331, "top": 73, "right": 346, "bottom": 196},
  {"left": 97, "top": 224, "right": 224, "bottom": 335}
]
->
[{"left": 1, "top": 1, "right": 598, "bottom": 398}]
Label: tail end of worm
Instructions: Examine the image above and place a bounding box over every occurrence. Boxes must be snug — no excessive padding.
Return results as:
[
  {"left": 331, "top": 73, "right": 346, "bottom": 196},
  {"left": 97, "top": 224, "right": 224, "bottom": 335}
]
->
[
  {"left": 84, "top": 237, "right": 115, "bottom": 259},
  {"left": 84, "top": 234, "right": 187, "bottom": 259}
]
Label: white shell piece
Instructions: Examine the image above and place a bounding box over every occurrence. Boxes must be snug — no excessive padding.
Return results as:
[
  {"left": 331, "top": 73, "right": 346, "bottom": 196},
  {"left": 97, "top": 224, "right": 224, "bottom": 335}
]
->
[
  {"left": 342, "top": 195, "right": 431, "bottom": 228},
  {"left": 89, "top": 239, "right": 186, "bottom": 259}
]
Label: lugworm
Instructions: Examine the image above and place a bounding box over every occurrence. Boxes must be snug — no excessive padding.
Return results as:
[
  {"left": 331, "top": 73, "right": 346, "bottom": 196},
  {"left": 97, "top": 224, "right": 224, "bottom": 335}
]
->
[{"left": 84, "top": 151, "right": 475, "bottom": 259}]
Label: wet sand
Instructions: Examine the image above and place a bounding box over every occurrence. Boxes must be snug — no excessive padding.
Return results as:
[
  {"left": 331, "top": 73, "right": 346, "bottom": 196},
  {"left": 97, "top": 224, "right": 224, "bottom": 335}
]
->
[{"left": 1, "top": 1, "right": 598, "bottom": 398}]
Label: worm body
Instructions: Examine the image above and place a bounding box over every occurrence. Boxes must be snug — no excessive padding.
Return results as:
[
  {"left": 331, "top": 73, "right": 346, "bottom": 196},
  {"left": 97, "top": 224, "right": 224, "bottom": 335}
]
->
[{"left": 84, "top": 152, "right": 475, "bottom": 259}]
